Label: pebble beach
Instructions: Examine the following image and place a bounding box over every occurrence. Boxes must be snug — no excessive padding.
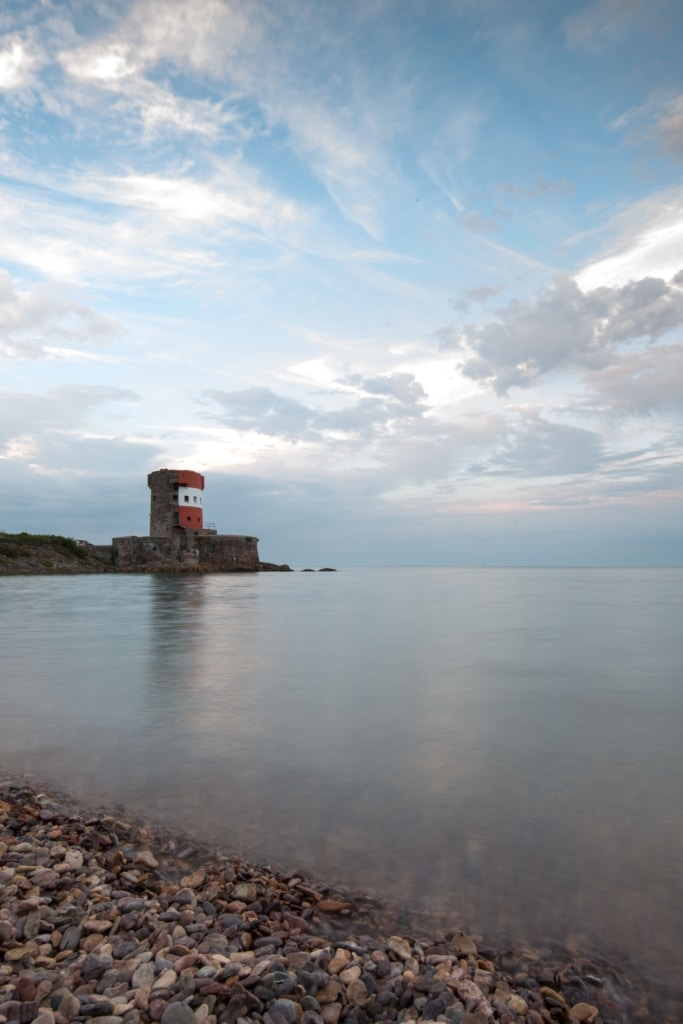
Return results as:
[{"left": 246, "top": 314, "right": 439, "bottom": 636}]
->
[{"left": 1, "top": 781, "right": 678, "bottom": 1024}]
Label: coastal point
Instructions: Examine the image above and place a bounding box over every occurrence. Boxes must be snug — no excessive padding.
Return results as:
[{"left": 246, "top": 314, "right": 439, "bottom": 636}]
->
[{"left": 0, "top": 471, "right": 294, "bottom": 575}]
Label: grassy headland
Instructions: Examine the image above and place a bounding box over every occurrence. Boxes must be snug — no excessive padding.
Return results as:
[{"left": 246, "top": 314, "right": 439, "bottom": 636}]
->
[{"left": 0, "top": 532, "right": 112, "bottom": 574}]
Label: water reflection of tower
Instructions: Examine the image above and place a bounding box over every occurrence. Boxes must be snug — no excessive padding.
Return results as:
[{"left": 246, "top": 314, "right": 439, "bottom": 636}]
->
[
  {"left": 135, "top": 575, "right": 210, "bottom": 821},
  {"left": 147, "top": 575, "right": 207, "bottom": 701}
]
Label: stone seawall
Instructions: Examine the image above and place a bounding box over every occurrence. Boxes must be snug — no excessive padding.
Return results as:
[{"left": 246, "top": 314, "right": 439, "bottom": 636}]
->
[
  {"left": 195, "top": 533, "right": 260, "bottom": 571},
  {"left": 90, "top": 544, "right": 114, "bottom": 564},
  {"left": 112, "top": 533, "right": 259, "bottom": 572}
]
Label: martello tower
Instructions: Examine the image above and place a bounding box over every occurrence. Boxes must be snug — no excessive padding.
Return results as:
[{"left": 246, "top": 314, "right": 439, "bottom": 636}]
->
[
  {"left": 111, "top": 469, "right": 258, "bottom": 570},
  {"left": 148, "top": 468, "right": 205, "bottom": 536}
]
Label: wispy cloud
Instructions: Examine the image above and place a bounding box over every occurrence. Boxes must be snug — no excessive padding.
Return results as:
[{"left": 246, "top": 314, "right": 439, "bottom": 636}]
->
[
  {"left": 655, "top": 94, "right": 683, "bottom": 158},
  {"left": 562, "top": 0, "right": 658, "bottom": 53},
  {"left": 576, "top": 187, "right": 683, "bottom": 289}
]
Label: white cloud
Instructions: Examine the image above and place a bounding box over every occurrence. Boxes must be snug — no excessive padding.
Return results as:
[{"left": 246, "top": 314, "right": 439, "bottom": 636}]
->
[
  {"left": 0, "top": 157, "right": 304, "bottom": 287},
  {"left": 60, "top": 40, "right": 234, "bottom": 140},
  {"left": 137, "top": 88, "right": 232, "bottom": 139},
  {"left": 205, "top": 386, "right": 316, "bottom": 439},
  {"left": 0, "top": 384, "right": 140, "bottom": 452},
  {"left": 60, "top": 43, "right": 137, "bottom": 83},
  {"left": 451, "top": 286, "right": 503, "bottom": 312},
  {"left": 577, "top": 190, "right": 683, "bottom": 290},
  {"left": 582, "top": 344, "right": 683, "bottom": 414},
  {"left": 443, "top": 273, "right": 683, "bottom": 403},
  {"left": 91, "top": 170, "right": 298, "bottom": 228},
  {"left": 126, "top": 0, "right": 255, "bottom": 73},
  {"left": 488, "top": 413, "right": 603, "bottom": 477},
  {"left": 0, "top": 38, "right": 36, "bottom": 90},
  {"left": 288, "top": 359, "right": 338, "bottom": 386},
  {"left": 0, "top": 270, "right": 118, "bottom": 359},
  {"left": 205, "top": 371, "right": 429, "bottom": 445},
  {"left": 50, "top": 0, "right": 406, "bottom": 236}
]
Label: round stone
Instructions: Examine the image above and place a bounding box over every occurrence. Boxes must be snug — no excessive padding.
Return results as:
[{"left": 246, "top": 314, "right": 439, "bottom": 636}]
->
[
  {"left": 56, "top": 992, "right": 81, "bottom": 1021},
  {"left": 270, "top": 999, "right": 297, "bottom": 1024},
  {"left": 160, "top": 1004, "right": 195, "bottom": 1024},
  {"left": 345, "top": 979, "right": 368, "bottom": 1006},
  {"left": 387, "top": 936, "right": 412, "bottom": 962},
  {"left": 508, "top": 994, "right": 527, "bottom": 1015},
  {"left": 569, "top": 1004, "right": 599, "bottom": 1023}
]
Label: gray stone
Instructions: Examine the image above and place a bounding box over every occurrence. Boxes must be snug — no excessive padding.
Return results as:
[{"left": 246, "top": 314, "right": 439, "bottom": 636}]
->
[
  {"left": 118, "top": 900, "right": 145, "bottom": 914},
  {"left": 273, "top": 976, "right": 297, "bottom": 997},
  {"left": 79, "top": 1000, "right": 115, "bottom": 1016},
  {"left": 196, "top": 967, "right": 216, "bottom": 979},
  {"left": 60, "top": 926, "right": 82, "bottom": 952},
  {"left": 56, "top": 992, "right": 80, "bottom": 1021},
  {"left": 160, "top": 1005, "right": 195, "bottom": 1024},
  {"left": 30, "top": 870, "right": 60, "bottom": 889},
  {"left": 81, "top": 954, "right": 114, "bottom": 980},
  {"left": 132, "top": 964, "right": 156, "bottom": 989},
  {"left": 171, "top": 889, "right": 195, "bottom": 907},
  {"left": 265, "top": 1013, "right": 287, "bottom": 1024},
  {"left": 270, "top": 1000, "right": 297, "bottom": 1024},
  {"left": 23, "top": 911, "right": 42, "bottom": 940}
]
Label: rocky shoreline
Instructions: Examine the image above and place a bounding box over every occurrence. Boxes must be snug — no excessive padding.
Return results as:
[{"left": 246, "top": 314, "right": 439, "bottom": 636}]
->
[{"left": 0, "top": 781, "right": 677, "bottom": 1024}]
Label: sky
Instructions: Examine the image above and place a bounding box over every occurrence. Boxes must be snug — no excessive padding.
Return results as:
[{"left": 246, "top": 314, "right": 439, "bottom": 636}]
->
[{"left": 1, "top": 0, "right": 682, "bottom": 566}]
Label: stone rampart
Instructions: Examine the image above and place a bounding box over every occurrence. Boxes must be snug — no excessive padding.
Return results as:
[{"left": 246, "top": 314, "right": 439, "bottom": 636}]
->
[
  {"left": 195, "top": 534, "right": 259, "bottom": 571},
  {"left": 90, "top": 545, "right": 114, "bottom": 564},
  {"left": 112, "top": 534, "right": 259, "bottom": 572}
]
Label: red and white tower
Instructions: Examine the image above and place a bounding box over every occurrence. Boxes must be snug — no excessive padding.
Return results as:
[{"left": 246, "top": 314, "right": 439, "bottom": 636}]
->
[{"left": 148, "top": 469, "right": 205, "bottom": 536}]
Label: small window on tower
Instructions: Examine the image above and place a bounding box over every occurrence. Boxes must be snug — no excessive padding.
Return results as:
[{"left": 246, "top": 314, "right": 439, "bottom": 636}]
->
[{"left": 184, "top": 496, "right": 189, "bottom": 502}]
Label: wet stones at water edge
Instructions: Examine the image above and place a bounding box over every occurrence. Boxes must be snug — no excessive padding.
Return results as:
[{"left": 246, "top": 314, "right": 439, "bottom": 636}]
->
[{"left": 0, "top": 781, "right": 677, "bottom": 1024}]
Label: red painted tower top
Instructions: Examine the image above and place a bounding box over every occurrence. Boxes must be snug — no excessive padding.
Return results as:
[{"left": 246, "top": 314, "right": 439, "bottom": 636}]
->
[{"left": 148, "top": 468, "right": 205, "bottom": 536}]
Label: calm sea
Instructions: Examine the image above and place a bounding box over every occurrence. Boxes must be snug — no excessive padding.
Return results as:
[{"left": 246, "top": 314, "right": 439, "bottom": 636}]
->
[{"left": 1, "top": 568, "right": 682, "bottom": 978}]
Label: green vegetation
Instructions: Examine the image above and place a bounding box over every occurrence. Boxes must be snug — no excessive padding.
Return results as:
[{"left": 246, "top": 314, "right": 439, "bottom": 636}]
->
[{"left": 0, "top": 531, "right": 89, "bottom": 561}]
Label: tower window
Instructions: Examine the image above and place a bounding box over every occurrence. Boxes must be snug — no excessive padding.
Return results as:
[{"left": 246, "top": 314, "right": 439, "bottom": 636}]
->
[{"left": 184, "top": 496, "right": 189, "bottom": 502}]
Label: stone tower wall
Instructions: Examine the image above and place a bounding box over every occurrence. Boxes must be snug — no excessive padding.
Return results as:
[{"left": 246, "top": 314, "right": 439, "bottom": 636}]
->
[
  {"left": 148, "top": 468, "right": 206, "bottom": 536},
  {"left": 148, "top": 468, "right": 180, "bottom": 537}
]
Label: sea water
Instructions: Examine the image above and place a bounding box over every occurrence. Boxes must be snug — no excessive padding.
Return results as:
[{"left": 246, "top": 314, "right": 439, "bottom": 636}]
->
[{"left": 1, "top": 568, "right": 682, "bottom": 977}]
